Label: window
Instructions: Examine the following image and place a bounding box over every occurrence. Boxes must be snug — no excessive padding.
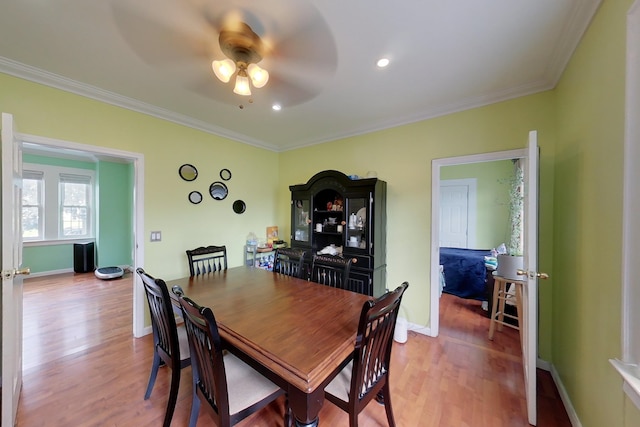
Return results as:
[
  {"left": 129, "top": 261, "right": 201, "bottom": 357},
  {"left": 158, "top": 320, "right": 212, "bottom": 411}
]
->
[
  {"left": 22, "top": 163, "right": 95, "bottom": 242},
  {"left": 22, "top": 170, "right": 44, "bottom": 240},
  {"left": 59, "top": 174, "right": 91, "bottom": 237}
]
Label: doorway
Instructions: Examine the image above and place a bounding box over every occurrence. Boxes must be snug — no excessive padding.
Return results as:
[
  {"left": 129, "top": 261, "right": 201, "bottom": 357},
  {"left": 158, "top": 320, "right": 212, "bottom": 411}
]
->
[
  {"left": 430, "top": 148, "right": 526, "bottom": 337},
  {"left": 18, "top": 132, "right": 145, "bottom": 338}
]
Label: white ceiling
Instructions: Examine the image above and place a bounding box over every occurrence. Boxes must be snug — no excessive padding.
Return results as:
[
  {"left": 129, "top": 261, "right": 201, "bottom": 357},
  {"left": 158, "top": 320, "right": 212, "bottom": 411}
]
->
[{"left": 0, "top": 0, "right": 601, "bottom": 152}]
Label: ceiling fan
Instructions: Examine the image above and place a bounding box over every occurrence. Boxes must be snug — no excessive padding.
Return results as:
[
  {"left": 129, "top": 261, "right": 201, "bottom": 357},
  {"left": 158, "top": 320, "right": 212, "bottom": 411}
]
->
[
  {"left": 211, "top": 21, "right": 269, "bottom": 96},
  {"left": 110, "top": 0, "right": 338, "bottom": 108}
]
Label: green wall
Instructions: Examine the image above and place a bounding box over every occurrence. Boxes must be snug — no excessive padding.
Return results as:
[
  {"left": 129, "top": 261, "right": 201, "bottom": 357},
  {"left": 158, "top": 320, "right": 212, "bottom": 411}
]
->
[
  {"left": 21, "top": 155, "right": 134, "bottom": 273},
  {"left": 96, "top": 161, "right": 134, "bottom": 268},
  {"left": 22, "top": 154, "right": 96, "bottom": 273},
  {"left": 24, "top": 153, "right": 95, "bottom": 170},
  {"left": 21, "top": 244, "right": 76, "bottom": 273},
  {"left": 2, "top": 1, "right": 639, "bottom": 425},
  {"left": 441, "top": 160, "right": 514, "bottom": 249},
  {"left": 277, "top": 91, "right": 556, "bottom": 362},
  {"left": 0, "top": 73, "right": 280, "bottom": 280},
  {"left": 553, "top": 0, "right": 637, "bottom": 426}
]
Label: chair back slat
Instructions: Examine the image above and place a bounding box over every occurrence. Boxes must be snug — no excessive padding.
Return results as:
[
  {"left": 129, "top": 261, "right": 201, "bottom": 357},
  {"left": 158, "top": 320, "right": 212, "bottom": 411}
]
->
[
  {"left": 186, "top": 245, "right": 228, "bottom": 276},
  {"left": 137, "top": 269, "right": 191, "bottom": 427},
  {"left": 352, "top": 282, "right": 408, "bottom": 402},
  {"left": 273, "top": 248, "right": 307, "bottom": 278},
  {"left": 311, "top": 254, "right": 352, "bottom": 289},
  {"left": 138, "top": 269, "right": 180, "bottom": 362},
  {"left": 177, "top": 294, "right": 230, "bottom": 422}
]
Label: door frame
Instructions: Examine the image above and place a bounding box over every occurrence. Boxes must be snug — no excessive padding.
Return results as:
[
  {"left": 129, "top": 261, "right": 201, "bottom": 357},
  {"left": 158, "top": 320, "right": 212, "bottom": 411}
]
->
[
  {"left": 430, "top": 148, "right": 525, "bottom": 337},
  {"left": 2, "top": 112, "right": 24, "bottom": 427},
  {"left": 17, "top": 132, "right": 146, "bottom": 338}
]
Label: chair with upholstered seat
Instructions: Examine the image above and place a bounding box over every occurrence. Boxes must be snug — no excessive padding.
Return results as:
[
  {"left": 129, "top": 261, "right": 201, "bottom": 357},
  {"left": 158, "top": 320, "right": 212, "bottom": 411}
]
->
[
  {"left": 136, "top": 268, "right": 191, "bottom": 427},
  {"left": 171, "top": 286, "right": 289, "bottom": 427},
  {"left": 273, "top": 248, "right": 307, "bottom": 279},
  {"left": 186, "top": 245, "right": 228, "bottom": 276},
  {"left": 310, "top": 254, "right": 353, "bottom": 290},
  {"left": 324, "top": 282, "right": 409, "bottom": 427}
]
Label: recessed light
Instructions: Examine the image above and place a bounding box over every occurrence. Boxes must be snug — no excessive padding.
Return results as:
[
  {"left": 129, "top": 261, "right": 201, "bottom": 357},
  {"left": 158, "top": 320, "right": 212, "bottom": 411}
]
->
[
  {"left": 376, "top": 58, "right": 390, "bottom": 68},
  {"left": 272, "top": 104, "right": 282, "bottom": 111}
]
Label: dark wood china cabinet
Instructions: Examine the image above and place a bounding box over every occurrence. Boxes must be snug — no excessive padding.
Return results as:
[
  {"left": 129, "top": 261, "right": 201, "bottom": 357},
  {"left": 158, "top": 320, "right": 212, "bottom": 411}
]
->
[{"left": 289, "top": 170, "right": 387, "bottom": 297}]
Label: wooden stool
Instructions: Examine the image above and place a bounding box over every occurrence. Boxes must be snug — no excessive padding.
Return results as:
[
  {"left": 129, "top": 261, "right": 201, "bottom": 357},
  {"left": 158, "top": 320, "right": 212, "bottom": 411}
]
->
[{"left": 488, "top": 275, "right": 524, "bottom": 341}]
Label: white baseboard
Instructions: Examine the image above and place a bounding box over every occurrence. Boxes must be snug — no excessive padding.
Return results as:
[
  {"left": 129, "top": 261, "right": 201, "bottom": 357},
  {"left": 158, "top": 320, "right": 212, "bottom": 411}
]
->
[
  {"left": 24, "top": 265, "right": 133, "bottom": 279},
  {"left": 550, "top": 364, "right": 583, "bottom": 427},
  {"left": 406, "top": 320, "right": 436, "bottom": 337},
  {"left": 24, "top": 268, "right": 74, "bottom": 278}
]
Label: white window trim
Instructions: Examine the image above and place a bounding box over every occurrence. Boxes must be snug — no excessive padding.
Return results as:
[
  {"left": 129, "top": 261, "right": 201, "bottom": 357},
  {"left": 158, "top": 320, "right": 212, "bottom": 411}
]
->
[
  {"left": 22, "top": 170, "right": 44, "bottom": 241},
  {"left": 610, "top": 0, "right": 640, "bottom": 409},
  {"left": 23, "top": 162, "right": 95, "bottom": 242},
  {"left": 58, "top": 172, "right": 93, "bottom": 238}
]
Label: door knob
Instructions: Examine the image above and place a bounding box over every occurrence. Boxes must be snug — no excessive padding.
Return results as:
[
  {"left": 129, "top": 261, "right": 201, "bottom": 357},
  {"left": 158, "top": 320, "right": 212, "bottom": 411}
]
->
[
  {"left": 15, "top": 267, "right": 31, "bottom": 276},
  {"left": 516, "top": 269, "right": 549, "bottom": 279}
]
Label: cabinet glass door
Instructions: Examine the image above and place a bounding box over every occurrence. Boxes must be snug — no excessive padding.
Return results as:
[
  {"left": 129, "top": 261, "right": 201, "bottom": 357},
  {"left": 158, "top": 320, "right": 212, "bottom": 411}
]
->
[
  {"left": 292, "top": 198, "right": 311, "bottom": 244},
  {"left": 345, "top": 197, "right": 368, "bottom": 251}
]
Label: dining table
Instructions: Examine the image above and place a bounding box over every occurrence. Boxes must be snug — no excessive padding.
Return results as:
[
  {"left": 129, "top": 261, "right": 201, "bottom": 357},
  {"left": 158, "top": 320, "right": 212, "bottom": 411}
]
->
[{"left": 168, "top": 266, "right": 372, "bottom": 427}]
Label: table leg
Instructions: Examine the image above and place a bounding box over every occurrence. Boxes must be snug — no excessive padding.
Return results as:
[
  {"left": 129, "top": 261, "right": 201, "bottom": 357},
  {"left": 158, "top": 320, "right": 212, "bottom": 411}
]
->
[{"left": 289, "top": 385, "right": 324, "bottom": 427}]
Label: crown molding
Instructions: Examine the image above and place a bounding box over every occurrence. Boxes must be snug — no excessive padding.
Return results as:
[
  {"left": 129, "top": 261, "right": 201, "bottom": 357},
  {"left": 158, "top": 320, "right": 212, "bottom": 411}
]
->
[{"left": 0, "top": 56, "right": 280, "bottom": 152}]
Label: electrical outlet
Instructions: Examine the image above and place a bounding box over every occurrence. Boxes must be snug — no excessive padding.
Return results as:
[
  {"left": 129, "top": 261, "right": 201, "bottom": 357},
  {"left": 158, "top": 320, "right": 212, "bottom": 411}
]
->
[{"left": 150, "top": 231, "right": 162, "bottom": 242}]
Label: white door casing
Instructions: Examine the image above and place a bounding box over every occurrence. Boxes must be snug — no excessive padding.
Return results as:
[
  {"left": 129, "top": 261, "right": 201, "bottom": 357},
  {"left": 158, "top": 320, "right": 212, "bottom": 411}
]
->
[
  {"left": 1, "top": 123, "right": 145, "bottom": 426},
  {"left": 1, "top": 112, "right": 25, "bottom": 427},
  {"left": 431, "top": 134, "right": 538, "bottom": 424},
  {"left": 16, "top": 132, "right": 146, "bottom": 339}
]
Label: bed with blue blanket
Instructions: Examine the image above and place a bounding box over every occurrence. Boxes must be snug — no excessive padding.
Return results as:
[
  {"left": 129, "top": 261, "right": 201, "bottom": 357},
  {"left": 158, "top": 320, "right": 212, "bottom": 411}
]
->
[{"left": 439, "top": 247, "right": 492, "bottom": 300}]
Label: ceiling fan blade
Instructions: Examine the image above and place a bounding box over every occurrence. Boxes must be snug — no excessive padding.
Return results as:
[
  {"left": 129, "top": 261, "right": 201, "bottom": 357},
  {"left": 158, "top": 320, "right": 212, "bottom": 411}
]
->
[
  {"left": 263, "top": 74, "right": 321, "bottom": 107},
  {"left": 111, "top": 0, "right": 219, "bottom": 65},
  {"left": 261, "top": 4, "right": 337, "bottom": 95}
]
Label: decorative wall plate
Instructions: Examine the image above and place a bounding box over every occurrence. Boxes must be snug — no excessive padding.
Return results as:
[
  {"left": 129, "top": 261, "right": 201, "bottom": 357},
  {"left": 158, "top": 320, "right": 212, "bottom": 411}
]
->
[
  {"left": 233, "top": 199, "right": 246, "bottom": 214},
  {"left": 179, "top": 163, "right": 198, "bottom": 181},
  {"left": 209, "top": 181, "right": 228, "bottom": 200},
  {"left": 188, "top": 191, "right": 203, "bottom": 204},
  {"left": 220, "top": 168, "right": 232, "bottom": 181}
]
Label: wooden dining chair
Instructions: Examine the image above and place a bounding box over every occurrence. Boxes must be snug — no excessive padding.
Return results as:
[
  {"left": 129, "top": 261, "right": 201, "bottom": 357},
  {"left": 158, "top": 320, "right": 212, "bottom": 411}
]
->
[
  {"left": 171, "top": 286, "right": 289, "bottom": 427},
  {"left": 324, "top": 282, "right": 409, "bottom": 427},
  {"left": 136, "top": 268, "right": 191, "bottom": 427},
  {"left": 310, "top": 254, "right": 353, "bottom": 290},
  {"left": 273, "top": 248, "right": 307, "bottom": 279},
  {"left": 186, "top": 245, "right": 228, "bottom": 276}
]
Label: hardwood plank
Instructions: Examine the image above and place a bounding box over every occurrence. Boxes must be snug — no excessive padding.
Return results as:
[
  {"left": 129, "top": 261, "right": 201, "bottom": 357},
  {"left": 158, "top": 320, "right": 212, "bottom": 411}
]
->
[{"left": 16, "top": 273, "right": 571, "bottom": 426}]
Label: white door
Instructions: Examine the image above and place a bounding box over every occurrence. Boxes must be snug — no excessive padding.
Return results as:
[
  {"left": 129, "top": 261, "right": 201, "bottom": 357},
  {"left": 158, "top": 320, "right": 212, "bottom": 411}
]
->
[
  {"left": 440, "top": 179, "right": 477, "bottom": 248},
  {"left": 431, "top": 134, "right": 541, "bottom": 424},
  {"left": 522, "top": 130, "right": 541, "bottom": 425},
  {"left": 1, "top": 113, "right": 27, "bottom": 427}
]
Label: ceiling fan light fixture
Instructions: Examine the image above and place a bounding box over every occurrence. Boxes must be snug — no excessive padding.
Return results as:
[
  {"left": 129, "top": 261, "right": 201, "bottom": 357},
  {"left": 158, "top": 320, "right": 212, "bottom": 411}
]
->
[
  {"left": 213, "top": 22, "right": 270, "bottom": 96},
  {"left": 212, "top": 58, "right": 236, "bottom": 83},
  {"left": 233, "top": 69, "right": 252, "bottom": 96},
  {"left": 247, "top": 63, "right": 269, "bottom": 88}
]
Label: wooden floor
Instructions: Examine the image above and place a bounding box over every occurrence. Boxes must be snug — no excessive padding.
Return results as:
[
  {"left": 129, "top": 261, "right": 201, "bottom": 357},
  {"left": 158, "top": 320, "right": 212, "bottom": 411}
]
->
[{"left": 14, "top": 272, "right": 572, "bottom": 427}]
